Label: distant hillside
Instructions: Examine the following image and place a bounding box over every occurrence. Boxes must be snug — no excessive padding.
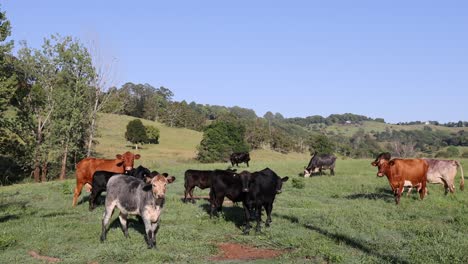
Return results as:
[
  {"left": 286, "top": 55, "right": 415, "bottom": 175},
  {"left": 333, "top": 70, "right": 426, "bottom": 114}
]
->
[{"left": 94, "top": 113, "right": 310, "bottom": 168}]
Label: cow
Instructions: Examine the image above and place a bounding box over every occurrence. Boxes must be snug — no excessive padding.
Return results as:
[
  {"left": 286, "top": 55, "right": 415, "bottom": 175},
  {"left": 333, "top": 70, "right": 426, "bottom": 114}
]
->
[
  {"left": 230, "top": 152, "right": 250, "bottom": 167},
  {"left": 373, "top": 153, "right": 465, "bottom": 195},
  {"left": 89, "top": 166, "right": 155, "bottom": 211},
  {"left": 100, "top": 173, "right": 175, "bottom": 249},
  {"left": 304, "top": 152, "right": 336, "bottom": 177},
  {"left": 72, "top": 151, "right": 140, "bottom": 206},
  {"left": 371, "top": 154, "right": 428, "bottom": 205},
  {"left": 240, "top": 168, "right": 289, "bottom": 233},
  {"left": 183, "top": 169, "right": 236, "bottom": 203},
  {"left": 209, "top": 168, "right": 288, "bottom": 234}
]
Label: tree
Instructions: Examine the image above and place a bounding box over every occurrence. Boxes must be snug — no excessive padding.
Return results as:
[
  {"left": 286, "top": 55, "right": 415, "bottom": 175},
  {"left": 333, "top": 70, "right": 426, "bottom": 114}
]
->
[
  {"left": 125, "top": 119, "right": 148, "bottom": 149},
  {"left": 307, "top": 134, "right": 335, "bottom": 155},
  {"left": 145, "top": 125, "right": 160, "bottom": 144},
  {"left": 197, "top": 120, "right": 250, "bottom": 163}
]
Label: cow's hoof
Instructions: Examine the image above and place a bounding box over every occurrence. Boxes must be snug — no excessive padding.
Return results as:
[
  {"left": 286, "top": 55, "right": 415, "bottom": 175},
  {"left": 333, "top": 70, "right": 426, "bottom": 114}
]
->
[{"left": 100, "top": 236, "right": 106, "bottom": 242}]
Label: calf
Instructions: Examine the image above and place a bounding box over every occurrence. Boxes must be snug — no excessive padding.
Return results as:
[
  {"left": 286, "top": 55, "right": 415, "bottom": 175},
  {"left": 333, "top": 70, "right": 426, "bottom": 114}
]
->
[
  {"left": 230, "top": 152, "right": 250, "bottom": 167},
  {"left": 89, "top": 166, "right": 154, "bottom": 211},
  {"left": 372, "top": 154, "right": 428, "bottom": 205},
  {"left": 183, "top": 169, "right": 236, "bottom": 203},
  {"left": 73, "top": 151, "right": 140, "bottom": 206},
  {"left": 100, "top": 174, "right": 175, "bottom": 249}
]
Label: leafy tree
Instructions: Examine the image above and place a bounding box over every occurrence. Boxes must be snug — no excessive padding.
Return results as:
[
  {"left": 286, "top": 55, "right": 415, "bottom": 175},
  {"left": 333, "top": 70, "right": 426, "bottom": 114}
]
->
[
  {"left": 125, "top": 119, "right": 148, "bottom": 149},
  {"left": 145, "top": 125, "right": 160, "bottom": 144},
  {"left": 197, "top": 120, "right": 250, "bottom": 163},
  {"left": 307, "top": 134, "right": 335, "bottom": 155},
  {"left": 446, "top": 146, "right": 460, "bottom": 157}
]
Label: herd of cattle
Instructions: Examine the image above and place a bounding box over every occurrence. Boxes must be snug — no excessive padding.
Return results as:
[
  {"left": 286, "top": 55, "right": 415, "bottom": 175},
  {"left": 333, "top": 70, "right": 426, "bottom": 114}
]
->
[{"left": 71, "top": 151, "right": 465, "bottom": 248}]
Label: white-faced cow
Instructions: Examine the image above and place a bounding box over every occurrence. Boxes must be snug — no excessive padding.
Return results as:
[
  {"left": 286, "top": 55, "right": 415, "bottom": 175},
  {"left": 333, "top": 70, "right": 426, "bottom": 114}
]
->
[
  {"left": 100, "top": 173, "right": 175, "bottom": 249},
  {"left": 304, "top": 152, "right": 336, "bottom": 177}
]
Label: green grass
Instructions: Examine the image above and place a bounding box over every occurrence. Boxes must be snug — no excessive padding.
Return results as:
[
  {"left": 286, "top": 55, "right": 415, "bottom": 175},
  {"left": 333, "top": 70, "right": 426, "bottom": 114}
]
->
[
  {"left": 1, "top": 113, "right": 467, "bottom": 263},
  {"left": 1, "top": 159, "right": 467, "bottom": 263}
]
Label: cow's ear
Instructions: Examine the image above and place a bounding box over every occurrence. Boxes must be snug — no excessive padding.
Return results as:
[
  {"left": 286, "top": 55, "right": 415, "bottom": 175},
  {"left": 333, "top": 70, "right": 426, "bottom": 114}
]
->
[
  {"left": 371, "top": 162, "right": 377, "bottom": 167},
  {"left": 281, "top": 177, "right": 289, "bottom": 182},
  {"left": 162, "top": 173, "right": 169, "bottom": 177},
  {"left": 135, "top": 154, "right": 141, "bottom": 159},
  {"left": 116, "top": 154, "right": 123, "bottom": 159},
  {"left": 144, "top": 176, "right": 153, "bottom": 184},
  {"left": 166, "top": 176, "right": 175, "bottom": 183}
]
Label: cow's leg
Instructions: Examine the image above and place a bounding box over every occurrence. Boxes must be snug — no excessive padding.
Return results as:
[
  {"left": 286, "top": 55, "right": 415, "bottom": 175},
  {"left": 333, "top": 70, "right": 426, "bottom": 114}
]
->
[
  {"left": 264, "top": 203, "right": 273, "bottom": 227},
  {"left": 254, "top": 203, "right": 263, "bottom": 233},
  {"left": 419, "top": 180, "right": 427, "bottom": 200},
  {"left": 396, "top": 186, "right": 403, "bottom": 205},
  {"left": 72, "top": 181, "right": 85, "bottom": 207},
  {"left": 119, "top": 213, "right": 129, "bottom": 238},
  {"left": 100, "top": 201, "right": 116, "bottom": 242},
  {"left": 183, "top": 185, "right": 189, "bottom": 203},
  {"left": 189, "top": 187, "right": 196, "bottom": 204},
  {"left": 242, "top": 202, "right": 252, "bottom": 234},
  {"left": 151, "top": 220, "right": 160, "bottom": 249},
  {"left": 246, "top": 161, "right": 249, "bottom": 167},
  {"left": 406, "top": 186, "right": 412, "bottom": 197},
  {"left": 330, "top": 167, "right": 335, "bottom": 176},
  {"left": 89, "top": 188, "right": 97, "bottom": 211},
  {"left": 143, "top": 218, "right": 155, "bottom": 249}
]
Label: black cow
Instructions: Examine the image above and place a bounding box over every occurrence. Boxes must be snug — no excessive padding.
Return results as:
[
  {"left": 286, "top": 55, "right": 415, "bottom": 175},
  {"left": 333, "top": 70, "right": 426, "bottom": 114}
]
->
[
  {"left": 209, "top": 167, "right": 288, "bottom": 234},
  {"left": 230, "top": 152, "right": 250, "bottom": 167},
  {"left": 89, "top": 166, "right": 155, "bottom": 211},
  {"left": 304, "top": 152, "right": 337, "bottom": 177},
  {"left": 183, "top": 169, "right": 236, "bottom": 203},
  {"left": 100, "top": 174, "right": 175, "bottom": 249}
]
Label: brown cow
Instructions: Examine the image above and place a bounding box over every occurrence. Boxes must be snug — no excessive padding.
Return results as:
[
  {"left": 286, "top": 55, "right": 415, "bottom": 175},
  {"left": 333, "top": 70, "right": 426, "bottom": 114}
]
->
[
  {"left": 72, "top": 151, "right": 140, "bottom": 206},
  {"left": 372, "top": 155, "right": 428, "bottom": 205}
]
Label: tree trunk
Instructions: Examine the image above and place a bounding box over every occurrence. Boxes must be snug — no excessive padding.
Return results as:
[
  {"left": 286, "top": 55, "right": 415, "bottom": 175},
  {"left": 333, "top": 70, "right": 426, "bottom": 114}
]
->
[
  {"left": 86, "top": 92, "right": 100, "bottom": 157},
  {"left": 33, "top": 118, "right": 43, "bottom": 183},
  {"left": 41, "top": 161, "right": 48, "bottom": 182},
  {"left": 60, "top": 142, "right": 69, "bottom": 180}
]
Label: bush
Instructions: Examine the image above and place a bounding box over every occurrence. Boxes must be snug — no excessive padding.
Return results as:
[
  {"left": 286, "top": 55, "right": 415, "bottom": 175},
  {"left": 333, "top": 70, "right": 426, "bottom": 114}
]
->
[
  {"left": 145, "top": 125, "right": 160, "bottom": 144},
  {"left": 125, "top": 119, "right": 148, "bottom": 148},
  {"left": 461, "top": 151, "right": 468, "bottom": 158},
  {"left": 197, "top": 120, "right": 250, "bottom": 163},
  {"left": 446, "top": 146, "right": 460, "bottom": 157},
  {"left": 292, "top": 178, "right": 305, "bottom": 189}
]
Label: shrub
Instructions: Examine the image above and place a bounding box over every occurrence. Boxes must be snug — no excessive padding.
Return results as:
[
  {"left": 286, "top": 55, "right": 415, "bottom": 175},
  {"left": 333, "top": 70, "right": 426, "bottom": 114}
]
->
[
  {"left": 446, "top": 146, "right": 460, "bottom": 157},
  {"left": 461, "top": 151, "right": 468, "bottom": 158},
  {"left": 125, "top": 119, "right": 148, "bottom": 149},
  {"left": 145, "top": 125, "right": 160, "bottom": 144}
]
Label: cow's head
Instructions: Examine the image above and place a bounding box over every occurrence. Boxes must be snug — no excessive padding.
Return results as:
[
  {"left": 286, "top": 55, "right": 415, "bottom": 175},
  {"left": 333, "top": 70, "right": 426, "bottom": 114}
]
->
[
  {"left": 375, "top": 159, "right": 394, "bottom": 177},
  {"left": 150, "top": 173, "right": 175, "bottom": 199},
  {"left": 275, "top": 177, "right": 289, "bottom": 194},
  {"left": 238, "top": 171, "right": 254, "bottom": 192},
  {"left": 371, "top": 152, "right": 391, "bottom": 167},
  {"left": 116, "top": 151, "right": 141, "bottom": 172}
]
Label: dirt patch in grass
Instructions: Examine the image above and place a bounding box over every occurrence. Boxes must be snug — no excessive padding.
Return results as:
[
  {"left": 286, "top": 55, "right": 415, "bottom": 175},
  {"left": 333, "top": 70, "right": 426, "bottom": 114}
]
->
[
  {"left": 29, "top": 250, "right": 61, "bottom": 263},
  {"left": 210, "top": 243, "right": 286, "bottom": 261}
]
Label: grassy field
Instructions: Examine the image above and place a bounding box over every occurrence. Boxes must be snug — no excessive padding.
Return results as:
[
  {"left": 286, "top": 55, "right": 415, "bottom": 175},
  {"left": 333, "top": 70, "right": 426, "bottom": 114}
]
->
[{"left": 1, "top": 114, "right": 467, "bottom": 263}]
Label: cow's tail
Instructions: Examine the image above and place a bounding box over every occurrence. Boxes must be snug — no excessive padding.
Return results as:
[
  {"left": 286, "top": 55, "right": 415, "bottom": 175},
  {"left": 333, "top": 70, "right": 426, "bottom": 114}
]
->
[{"left": 455, "top": 160, "right": 464, "bottom": 191}]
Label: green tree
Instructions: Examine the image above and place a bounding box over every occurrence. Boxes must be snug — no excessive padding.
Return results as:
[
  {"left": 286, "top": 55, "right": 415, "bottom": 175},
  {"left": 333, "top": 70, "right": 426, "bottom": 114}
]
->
[
  {"left": 197, "top": 120, "right": 250, "bottom": 163},
  {"left": 446, "top": 146, "right": 460, "bottom": 157},
  {"left": 125, "top": 119, "right": 148, "bottom": 149},
  {"left": 145, "top": 125, "right": 160, "bottom": 144},
  {"left": 307, "top": 134, "right": 335, "bottom": 155}
]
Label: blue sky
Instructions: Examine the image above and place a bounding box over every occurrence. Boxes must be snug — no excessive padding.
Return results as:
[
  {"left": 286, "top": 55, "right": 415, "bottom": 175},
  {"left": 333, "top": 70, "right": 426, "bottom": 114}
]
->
[{"left": 4, "top": 1, "right": 468, "bottom": 123}]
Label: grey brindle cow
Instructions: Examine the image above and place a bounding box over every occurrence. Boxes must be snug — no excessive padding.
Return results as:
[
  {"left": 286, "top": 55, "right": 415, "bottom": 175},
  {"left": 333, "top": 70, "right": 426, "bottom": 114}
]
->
[
  {"left": 100, "top": 174, "right": 175, "bottom": 249},
  {"left": 422, "top": 159, "right": 464, "bottom": 194}
]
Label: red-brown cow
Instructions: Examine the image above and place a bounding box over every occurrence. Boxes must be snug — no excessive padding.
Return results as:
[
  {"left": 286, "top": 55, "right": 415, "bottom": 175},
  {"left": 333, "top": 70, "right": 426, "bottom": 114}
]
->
[
  {"left": 371, "top": 155, "right": 428, "bottom": 205},
  {"left": 72, "top": 151, "right": 140, "bottom": 206}
]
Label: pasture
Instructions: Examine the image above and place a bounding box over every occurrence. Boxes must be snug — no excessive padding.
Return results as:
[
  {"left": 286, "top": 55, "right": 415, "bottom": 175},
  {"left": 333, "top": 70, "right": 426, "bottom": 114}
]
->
[{"left": 1, "top": 159, "right": 467, "bottom": 263}]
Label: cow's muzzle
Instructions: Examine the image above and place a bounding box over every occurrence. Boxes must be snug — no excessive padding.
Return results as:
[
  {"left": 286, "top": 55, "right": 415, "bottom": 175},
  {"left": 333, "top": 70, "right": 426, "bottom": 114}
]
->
[
  {"left": 276, "top": 190, "right": 282, "bottom": 194},
  {"left": 125, "top": 166, "right": 133, "bottom": 171},
  {"left": 242, "top": 188, "right": 249, "bottom": 192},
  {"left": 377, "top": 172, "right": 384, "bottom": 177}
]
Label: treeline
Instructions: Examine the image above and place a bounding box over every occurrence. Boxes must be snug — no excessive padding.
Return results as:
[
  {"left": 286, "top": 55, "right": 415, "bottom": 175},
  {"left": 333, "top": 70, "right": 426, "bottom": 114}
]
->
[
  {"left": 395, "top": 120, "right": 467, "bottom": 127},
  {"left": 0, "top": 8, "right": 104, "bottom": 184},
  {"left": 285, "top": 113, "right": 385, "bottom": 127}
]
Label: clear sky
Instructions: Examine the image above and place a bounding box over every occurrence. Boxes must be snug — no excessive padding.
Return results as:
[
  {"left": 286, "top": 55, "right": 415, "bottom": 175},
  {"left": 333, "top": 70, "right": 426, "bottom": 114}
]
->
[{"left": 4, "top": 1, "right": 468, "bottom": 123}]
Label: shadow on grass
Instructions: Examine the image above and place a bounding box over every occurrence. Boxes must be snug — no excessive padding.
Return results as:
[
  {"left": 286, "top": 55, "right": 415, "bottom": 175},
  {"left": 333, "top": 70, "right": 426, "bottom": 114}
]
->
[
  {"left": 199, "top": 203, "right": 246, "bottom": 229},
  {"left": 344, "top": 187, "right": 394, "bottom": 202},
  {"left": 0, "top": 214, "right": 20, "bottom": 223},
  {"left": 41, "top": 211, "right": 78, "bottom": 218},
  {"left": 275, "top": 213, "right": 409, "bottom": 264},
  {"left": 108, "top": 216, "right": 146, "bottom": 236}
]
